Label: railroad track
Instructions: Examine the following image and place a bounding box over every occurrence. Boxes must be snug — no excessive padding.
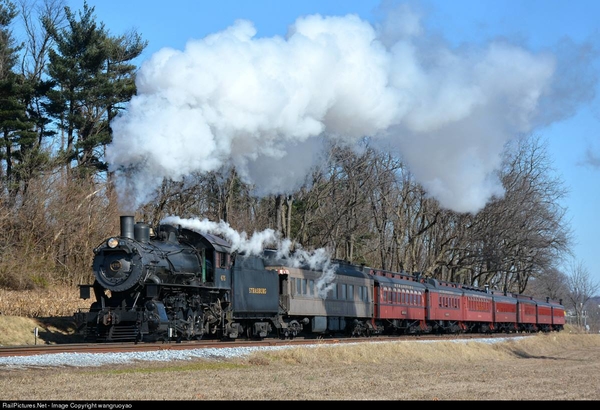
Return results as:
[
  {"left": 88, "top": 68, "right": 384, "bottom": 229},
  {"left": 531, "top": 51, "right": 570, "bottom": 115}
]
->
[{"left": 0, "top": 332, "right": 530, "bottom": 358}]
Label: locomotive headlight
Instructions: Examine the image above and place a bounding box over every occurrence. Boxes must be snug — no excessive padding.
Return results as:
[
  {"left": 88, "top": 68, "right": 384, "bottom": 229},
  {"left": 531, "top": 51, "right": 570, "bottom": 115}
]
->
[{"left": 107, "top": 237, "right": 119, "bottom": 248}]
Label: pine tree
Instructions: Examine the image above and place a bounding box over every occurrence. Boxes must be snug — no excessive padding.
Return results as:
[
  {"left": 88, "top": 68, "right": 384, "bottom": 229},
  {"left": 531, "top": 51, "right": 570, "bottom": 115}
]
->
[
  {"left": 0, "top": 0, "right": 38, "bottom": 202},
  {"left": 43, "top": 0, "right": 146, "bottom": 178}
]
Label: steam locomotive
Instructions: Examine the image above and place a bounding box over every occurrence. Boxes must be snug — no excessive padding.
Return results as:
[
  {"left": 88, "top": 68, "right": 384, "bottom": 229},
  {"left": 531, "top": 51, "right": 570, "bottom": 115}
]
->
[{"left": 76, "top": 216, "right": 566, "bottom": 342}]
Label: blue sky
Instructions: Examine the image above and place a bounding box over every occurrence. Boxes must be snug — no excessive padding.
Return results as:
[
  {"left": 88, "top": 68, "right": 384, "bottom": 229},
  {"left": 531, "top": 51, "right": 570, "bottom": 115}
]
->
[{"left": 66, "top": 0, "right": 599, "bottom": 285}]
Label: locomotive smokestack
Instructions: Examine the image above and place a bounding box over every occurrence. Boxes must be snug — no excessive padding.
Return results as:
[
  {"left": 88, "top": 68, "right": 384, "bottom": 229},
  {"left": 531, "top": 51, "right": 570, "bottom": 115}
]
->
[{"left": 120, "top": 215, "right": 135, "bottom": 239}]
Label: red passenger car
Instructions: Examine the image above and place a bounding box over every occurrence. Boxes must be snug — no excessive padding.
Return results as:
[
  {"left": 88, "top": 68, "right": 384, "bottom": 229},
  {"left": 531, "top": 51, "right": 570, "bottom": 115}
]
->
[
  {"left": 462, "top": 287, "right": 494, "bottom": 332},
  {"left": 491, "top": 291, "right": 518, "bottom": 333},
  {"left": 535, "top": 298, "right": 554, "bottom": 332},
  {"left": 369, "top": 269, "right": 427, "bottom": 334},
  {"left": 550, "top": 299, "right": 566, "bottom": 331},
  {"left": 515, "top": 295, "right": 538, "bottom": 332},
  {"left": 425, "top": 279, "right": 466, "bottom": 333}
]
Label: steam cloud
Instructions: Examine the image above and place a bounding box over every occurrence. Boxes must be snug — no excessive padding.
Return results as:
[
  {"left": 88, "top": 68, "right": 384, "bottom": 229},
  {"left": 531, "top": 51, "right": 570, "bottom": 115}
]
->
[
  {"left": 108, "top": 4, "right": 597, "bottom": 213},
  {"left": 162, "top": 215, "right": 337, "bottom": 296}
]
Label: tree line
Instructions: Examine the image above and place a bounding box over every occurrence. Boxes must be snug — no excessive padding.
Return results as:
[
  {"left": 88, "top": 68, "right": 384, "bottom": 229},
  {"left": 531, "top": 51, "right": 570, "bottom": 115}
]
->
[{"left": 0, "top": 0, "right": 597, "bottom": 323}]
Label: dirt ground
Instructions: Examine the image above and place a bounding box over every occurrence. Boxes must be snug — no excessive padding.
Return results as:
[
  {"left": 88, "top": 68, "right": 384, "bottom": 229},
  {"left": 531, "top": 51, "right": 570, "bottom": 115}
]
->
[{"left": 1, "top": 331, "right": 599, "bottom": 401}]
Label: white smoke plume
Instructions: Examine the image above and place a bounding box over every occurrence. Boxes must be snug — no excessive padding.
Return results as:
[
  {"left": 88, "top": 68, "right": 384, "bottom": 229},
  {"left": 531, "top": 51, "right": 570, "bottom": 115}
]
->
[
  {"left": 162, "top": 215, "right": 337, "bottom": 296},
  {"left": 108, "top": 4, "right": 597, "bottom": 214}
]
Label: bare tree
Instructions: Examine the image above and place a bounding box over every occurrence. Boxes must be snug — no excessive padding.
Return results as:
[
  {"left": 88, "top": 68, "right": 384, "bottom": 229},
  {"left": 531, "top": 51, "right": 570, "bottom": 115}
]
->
[
  {"left": 565, "top": 260, "right": 600, "bottom": 328},
  {"left": 18, "top": 0, "right": 66, "bottom": 80},
  {"left": 451, "top": 135, "right": 571, "bottom": 292},
  {"left": 586, "top": 297, "right": 600, "bottom": 333},
  {"left": 524, "top": 266, "right": 569, "bottom": 301}
]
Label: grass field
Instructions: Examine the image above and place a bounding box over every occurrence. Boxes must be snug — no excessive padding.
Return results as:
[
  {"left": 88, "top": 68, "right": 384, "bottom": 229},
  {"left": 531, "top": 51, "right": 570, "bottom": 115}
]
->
[
  {"left": 1, "top": 287, "right": 599, "bottom": 401},
  {"left": 1, "top": 315, "right": 599, "bottom": 401}
]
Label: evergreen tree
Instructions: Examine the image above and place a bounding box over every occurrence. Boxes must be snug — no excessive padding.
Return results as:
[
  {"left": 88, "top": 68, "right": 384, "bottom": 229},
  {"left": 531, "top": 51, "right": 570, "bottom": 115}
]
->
[
  {"left": 0, "top": 0, "right": 38, "bottom": 202},
  {"left": 43, "top": 0, "right": 146, "bottom": 178}
]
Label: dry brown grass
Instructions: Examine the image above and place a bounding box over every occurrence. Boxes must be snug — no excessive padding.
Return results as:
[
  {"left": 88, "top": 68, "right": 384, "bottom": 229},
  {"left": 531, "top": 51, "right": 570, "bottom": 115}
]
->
[
  {"left": 1, "top": 290, "right": 598, "bottom": 401},
  {"left": 1, "top": 323, "right": 599, "bottom": 401},
  {"left": 0, "top": 286, "right": 83, "bottom": 317},
  {"left": 0, "top": 287, "right": 84, "bottom": 346},
  {"left": 0, "top": 315, "right": 79, "bottom": 345}
]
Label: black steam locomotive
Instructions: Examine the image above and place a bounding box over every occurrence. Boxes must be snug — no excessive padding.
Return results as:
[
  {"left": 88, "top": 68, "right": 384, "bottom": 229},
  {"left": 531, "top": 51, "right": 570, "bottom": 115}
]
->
[
  {"left": 76, "top": 216, "right": 565, "bottom": 342},
  {"left": 78, "top": 215, "right": 371, "bottom": 342}
]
